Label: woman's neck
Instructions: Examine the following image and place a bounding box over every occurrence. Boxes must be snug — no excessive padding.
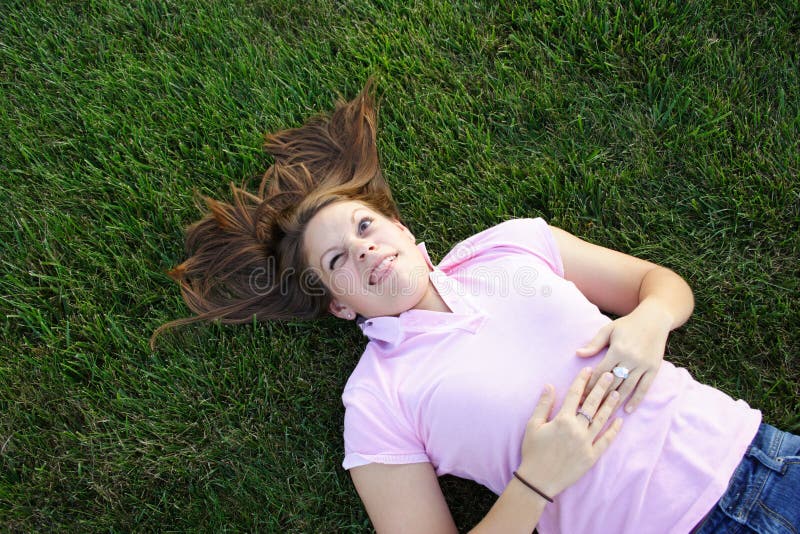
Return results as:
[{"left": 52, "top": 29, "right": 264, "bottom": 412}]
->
[{"left": 412, "top": 282, "right": 452, "bottom": 314}]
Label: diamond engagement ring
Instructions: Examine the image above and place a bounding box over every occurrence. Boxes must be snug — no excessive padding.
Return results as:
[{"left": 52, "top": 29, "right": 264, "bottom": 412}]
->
[
  {"left": 612, "top": 366, "right": 630, "bottom": 379},
  {"left": 576, "top": 408, "right": 593, "bottom": 424}
]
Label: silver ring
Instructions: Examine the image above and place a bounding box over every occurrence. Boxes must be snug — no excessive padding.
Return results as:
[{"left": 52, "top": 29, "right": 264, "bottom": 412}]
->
[
  {"left": 612, "top": 366, "right": 630, "bottom": 380},
  {"left": 576, "top": 408, "right": 593, "bottom": 425}
]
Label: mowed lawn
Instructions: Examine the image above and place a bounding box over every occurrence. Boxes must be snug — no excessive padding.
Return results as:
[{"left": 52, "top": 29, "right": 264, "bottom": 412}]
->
[{"left": 1, "top": 0, "right": 798, "bottom": 531}]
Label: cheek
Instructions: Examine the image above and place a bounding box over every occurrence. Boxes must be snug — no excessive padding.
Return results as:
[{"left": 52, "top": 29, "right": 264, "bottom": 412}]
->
[
  {"left": 401, "top": 253, "right": 429, "bottom": 278},
  {"left": 326, "top": 266, "right": 364, "bottom": 297}
]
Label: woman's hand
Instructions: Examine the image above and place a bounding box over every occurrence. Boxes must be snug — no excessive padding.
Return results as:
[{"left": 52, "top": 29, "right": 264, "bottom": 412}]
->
[
  {"left": 515, "top": 367, "right": 623, "bottom": 500},
  {"left": 549, "top": 226, "right": 694, "bottom": 414},
  {"left": 576, "top": 301, "right": 673, "bottom": 413}
]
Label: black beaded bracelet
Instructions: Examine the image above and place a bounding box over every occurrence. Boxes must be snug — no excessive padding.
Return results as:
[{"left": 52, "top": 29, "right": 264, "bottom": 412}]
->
[{"left": 512, "top": 471, "right": 554, "bottom": 503}]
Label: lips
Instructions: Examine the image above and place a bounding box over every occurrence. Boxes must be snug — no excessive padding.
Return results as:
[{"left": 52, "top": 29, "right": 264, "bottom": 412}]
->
[{"left": 368, "top": 254, "right": 397, "bottom": 286}]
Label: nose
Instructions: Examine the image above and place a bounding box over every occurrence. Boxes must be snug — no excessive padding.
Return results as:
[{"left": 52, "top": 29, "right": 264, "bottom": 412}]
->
[{"left": 355, "top": 241, "right": 376, "bottom": 261}]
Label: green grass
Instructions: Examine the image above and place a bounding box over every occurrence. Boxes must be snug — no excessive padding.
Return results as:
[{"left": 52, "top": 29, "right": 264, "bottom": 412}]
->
[{"left": 1, "top": 0, "right": 798, "bottom": 530}]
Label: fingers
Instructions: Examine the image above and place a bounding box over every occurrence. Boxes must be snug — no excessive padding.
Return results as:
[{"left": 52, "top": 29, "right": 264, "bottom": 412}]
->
[
  {"left": 624, "top": 372, "right": 655, "bottom": 413},
  {"left": 585, "top": 355, "right": 616, "bottom": 391},
  {"left": 588, "top": 388, "right": 620, "bottom": 435},
  {"left": 611, "top": 366, "right": 638, "bottom": 395},
  {"left": 577, "top": 372, "right": 614, "bottom": 424},
  {"left": 561, "top": 367, "right": 593, "bottom": 414},
  {"left": 576, "top": 323, "right": 613, "bottom": 359},
  {"left": 594, "top": 362, "right": 640, "bottom": 399},
  {"left": 530, "top": 384, "right": 555, "bottom": 428},
  {"left": 592, "top": 418, "right": 623, "bottom": 455},
  {"left": 612, "top": 366, "right": 639, "bottom": 399}
]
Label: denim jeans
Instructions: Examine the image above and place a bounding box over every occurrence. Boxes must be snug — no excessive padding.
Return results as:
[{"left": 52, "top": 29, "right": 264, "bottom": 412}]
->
[{"left": 694, "top": 423, "right": 800, "bottom": 533}]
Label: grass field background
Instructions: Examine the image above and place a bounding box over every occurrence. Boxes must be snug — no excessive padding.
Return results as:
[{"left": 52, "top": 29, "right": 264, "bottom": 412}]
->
[{"left": 1, "top": 0, "right": 798, "bottom": 530}]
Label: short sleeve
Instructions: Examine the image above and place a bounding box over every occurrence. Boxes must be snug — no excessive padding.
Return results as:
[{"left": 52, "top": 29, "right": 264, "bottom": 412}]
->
[
  {"left": 342, "top": 387, "right": 429, "bottom": 470},
  {"left": 440, "top": 217, "right": 564, "bottom": 277}
]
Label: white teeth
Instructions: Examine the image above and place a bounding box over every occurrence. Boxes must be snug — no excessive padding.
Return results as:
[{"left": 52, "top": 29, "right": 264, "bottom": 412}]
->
[{"left": 370, "top": 255, "right": 396, "bottom": 285}]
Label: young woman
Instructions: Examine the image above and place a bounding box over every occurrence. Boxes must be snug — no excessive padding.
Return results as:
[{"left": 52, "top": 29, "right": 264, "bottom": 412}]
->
[{"left": 154, "top": 84, "right": 800, "bottom": 533}]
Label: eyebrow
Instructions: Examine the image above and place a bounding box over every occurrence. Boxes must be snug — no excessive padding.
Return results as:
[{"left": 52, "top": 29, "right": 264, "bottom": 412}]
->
[{"left": 319, "top": 208, "right": 362, "bottom": 271}]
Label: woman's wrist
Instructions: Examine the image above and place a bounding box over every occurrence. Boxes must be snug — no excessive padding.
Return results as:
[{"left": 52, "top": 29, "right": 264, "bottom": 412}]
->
[
  {"left": 471, "top": 475, "right": 547, "bottom": 533},
  {"left": 512, "top": 471, "right": 554, "bottom": 502},
  {"left": 515, "top": 462, "right": 562, "bottom": 498},
  {"left": 632, "top": 297, "right": 676, "bottom": 331}
]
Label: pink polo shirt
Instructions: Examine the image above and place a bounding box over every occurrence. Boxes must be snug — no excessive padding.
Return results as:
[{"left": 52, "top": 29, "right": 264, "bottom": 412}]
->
[{"left": 341, "top": 218, "right": 761, "bottom": 533}]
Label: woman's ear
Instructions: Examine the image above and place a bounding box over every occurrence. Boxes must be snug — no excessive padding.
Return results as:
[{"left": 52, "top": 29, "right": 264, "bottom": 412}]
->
[{"left": 329, "top": 299, "right": 356, "bottom": 320}]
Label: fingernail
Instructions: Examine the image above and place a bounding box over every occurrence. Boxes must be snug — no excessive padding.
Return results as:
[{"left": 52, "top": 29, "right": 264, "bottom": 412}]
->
[
  {"left": 625, "top": 404, "right": 634, "bottom": 413},
  {"left": 600, "top": 372, "right": 613, "bottom": 384},
  {"left": 583, "top": 367, "right": 592, "bottom": 375},
  {"left": 609, "top": 390, "right": 619, "bottom": 400}
]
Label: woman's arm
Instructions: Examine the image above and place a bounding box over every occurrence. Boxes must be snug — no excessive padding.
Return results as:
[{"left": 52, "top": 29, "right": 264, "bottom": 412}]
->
[
  {"left": 350, "top": 462, "right": 458, "bottom": 533},
  {"left": 350, "top": 369, "right": 622, "bottom": 533},
  {"left": 550, "top": 226, "right": 695, "bottom": 412}
]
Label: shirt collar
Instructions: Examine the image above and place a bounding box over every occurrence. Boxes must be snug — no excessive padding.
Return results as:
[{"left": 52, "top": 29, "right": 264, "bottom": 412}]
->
[{"left": 358, "top": 242, "right": 487, "bottom": 350}]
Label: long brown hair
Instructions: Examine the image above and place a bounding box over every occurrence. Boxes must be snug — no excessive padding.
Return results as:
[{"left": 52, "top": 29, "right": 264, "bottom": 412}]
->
[{"left": 150, "top": 81, "right": 399, "bottom": 349}]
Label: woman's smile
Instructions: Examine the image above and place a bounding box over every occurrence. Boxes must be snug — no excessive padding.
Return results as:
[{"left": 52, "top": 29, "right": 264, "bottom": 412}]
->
[{"left": 368, "top": 253, "right": 397, "bottom": 286}]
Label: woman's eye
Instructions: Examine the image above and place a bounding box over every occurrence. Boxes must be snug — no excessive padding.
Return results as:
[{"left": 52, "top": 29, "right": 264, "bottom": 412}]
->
[
  {"left": 358, "top": 217, "right": 372, "bottom": 234},
  {"left": 329, "top": 253, "right": 342, "bottom": 270}
]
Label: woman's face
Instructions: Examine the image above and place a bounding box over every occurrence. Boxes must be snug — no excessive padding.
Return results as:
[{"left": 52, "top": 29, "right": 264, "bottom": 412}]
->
[{"left": 303, "top": 200, "right": 432, "bottom": 319}]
